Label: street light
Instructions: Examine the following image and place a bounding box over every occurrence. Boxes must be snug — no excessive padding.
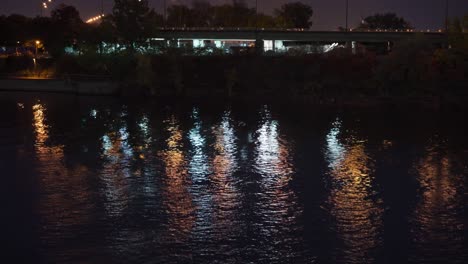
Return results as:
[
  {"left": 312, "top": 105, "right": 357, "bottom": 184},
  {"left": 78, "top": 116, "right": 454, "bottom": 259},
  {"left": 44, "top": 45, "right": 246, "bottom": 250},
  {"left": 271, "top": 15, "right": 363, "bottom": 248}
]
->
[
  {"left": 40, "top": 0, "right": 52, "bottom": 16},
  {"left": 35, "top": 40, "right": 40, "bottom": 58}
]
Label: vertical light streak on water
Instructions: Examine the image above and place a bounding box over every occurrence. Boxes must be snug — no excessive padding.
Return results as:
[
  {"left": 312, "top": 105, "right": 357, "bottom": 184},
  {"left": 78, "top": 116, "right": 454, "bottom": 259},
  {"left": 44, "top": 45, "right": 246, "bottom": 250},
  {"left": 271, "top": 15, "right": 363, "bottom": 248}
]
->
[
  {"left": 137, "top": 114, "right": 157, "bottom": 196},
  {"left": 324, "top": 118, "right": 382, "bottom": 264},
  {"left": 33, "top": 102, "right": 92, "bottom": 261},
  {"left": 188, "top": 108, "right": 214, "bottom": 244},
  {"left": 99, "top": 109, "right": 133, "bottom": 218},
  {"left": 411, "top": 140, "right": 466, "bottom": 263},
  {"left": 189, "top": 108, "right": 211, "bottom": 184},
  {"left": 253, "top": 106, "right": 304, "bottom": 262},
  {"left": 158, "top": 115, "right": 194, "bottom": 248},
  {"left": 210, "top": 111, "right": 241, "bottom": 242}
]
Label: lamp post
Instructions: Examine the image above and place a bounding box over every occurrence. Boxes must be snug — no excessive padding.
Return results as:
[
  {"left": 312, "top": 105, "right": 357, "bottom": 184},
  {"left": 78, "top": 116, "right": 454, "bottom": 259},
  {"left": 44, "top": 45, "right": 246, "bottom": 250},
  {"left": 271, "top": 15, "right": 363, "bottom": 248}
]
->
[{"left": 35, "top": 40, "right": 40, "bottom": 58}]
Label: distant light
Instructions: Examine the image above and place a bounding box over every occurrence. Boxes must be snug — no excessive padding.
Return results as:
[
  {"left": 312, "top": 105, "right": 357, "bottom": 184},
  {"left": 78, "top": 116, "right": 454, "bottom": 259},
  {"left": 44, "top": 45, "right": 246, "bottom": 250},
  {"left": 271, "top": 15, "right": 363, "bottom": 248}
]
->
[
  {"left": 90, "top": 109, "right": 97, "bottom": 118},
  {"left": 86, "top": 14, "right": 104, "bottom": 24}
]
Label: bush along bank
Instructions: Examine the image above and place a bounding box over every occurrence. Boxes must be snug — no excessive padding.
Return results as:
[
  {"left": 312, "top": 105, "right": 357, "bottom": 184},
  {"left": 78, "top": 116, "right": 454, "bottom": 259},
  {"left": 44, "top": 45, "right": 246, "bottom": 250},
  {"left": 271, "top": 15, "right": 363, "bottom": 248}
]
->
[{"left": 3, "top": 40, "right": 468, "bottom": 105}]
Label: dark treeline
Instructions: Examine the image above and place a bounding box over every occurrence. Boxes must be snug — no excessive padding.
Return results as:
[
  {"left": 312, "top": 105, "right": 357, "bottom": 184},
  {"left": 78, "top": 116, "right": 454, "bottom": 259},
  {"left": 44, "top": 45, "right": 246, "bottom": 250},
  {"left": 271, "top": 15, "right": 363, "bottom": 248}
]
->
[
  {"left": 165, "top": 0, "right": 312, "bottom": 29},
  {"left": 1, "top": 1, "right": 467, "bottom": 102},
  {"left": 356, "top": 13, "right": 412, "bottom": 31}
]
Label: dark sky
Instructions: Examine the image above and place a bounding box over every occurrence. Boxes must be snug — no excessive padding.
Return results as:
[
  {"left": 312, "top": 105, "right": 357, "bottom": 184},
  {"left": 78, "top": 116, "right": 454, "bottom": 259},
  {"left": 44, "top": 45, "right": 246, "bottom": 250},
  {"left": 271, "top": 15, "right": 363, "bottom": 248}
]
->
[{"left": 1, "top": 0, "right": 467, "bottom": 30}]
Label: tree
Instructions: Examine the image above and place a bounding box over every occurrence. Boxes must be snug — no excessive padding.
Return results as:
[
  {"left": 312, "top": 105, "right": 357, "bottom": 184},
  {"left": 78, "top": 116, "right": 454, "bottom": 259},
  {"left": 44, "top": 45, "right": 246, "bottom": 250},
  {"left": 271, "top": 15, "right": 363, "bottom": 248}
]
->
[
  {"left": 255, "top": 14, "right": 277, "bottom": 28},
  {"left": 358, "top": 13, "right": 412, "bottom": 31},
  {"left": 212, "top": 1, "right": 254, "bottom": 28},
  {"left": 448, "top": 16, "right": 468, "bottom": 51},
  {"left": 49, "top": 4, "right": 84, "bottom": 56},
  {"left": 2, "top": 14, "right": 30, "bottom": 44},
  {"left": 112, "top": 0, "right": 158, "bottom": 46},
  {"left": 191, "top": 1, "right": 213, "bottom": 27},
  {"left": 449, "top": 17, "right": 463, "bottom": 33},
  {"left": 463, "top": 14, "right": 468, "bottom": 32},
  {"left": 167, "top": 4, "right": 193, "bottom": 27},
  {"left": 274, "top": 2, "right": 313, "bottom": 29},
  {"left": 0, "top": 16, "right": 6, "bottom": 44},
  {"left": 29, "top": 16, "right": 54, "bottom": 50}
]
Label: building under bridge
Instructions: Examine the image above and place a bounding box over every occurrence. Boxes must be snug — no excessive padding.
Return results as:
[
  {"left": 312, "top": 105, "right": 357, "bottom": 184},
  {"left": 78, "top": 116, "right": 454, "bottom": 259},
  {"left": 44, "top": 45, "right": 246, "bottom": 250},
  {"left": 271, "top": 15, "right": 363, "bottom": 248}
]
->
[{"left": 151, "top": 29, "right": 448, "bottom": 53}]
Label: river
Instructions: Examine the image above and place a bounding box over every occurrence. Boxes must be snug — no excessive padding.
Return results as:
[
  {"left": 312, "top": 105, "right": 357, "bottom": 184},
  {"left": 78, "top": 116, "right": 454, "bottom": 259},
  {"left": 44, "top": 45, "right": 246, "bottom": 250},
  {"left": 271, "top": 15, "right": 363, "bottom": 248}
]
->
[{"left": 1, "top": 93, "right": 467, "bottom": 263}]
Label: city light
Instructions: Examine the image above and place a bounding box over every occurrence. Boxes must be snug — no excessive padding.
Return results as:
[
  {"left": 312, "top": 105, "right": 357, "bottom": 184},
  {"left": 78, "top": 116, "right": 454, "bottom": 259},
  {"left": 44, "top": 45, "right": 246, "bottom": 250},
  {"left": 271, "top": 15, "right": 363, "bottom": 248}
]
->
[
  {"left": 86, "top": 14, "right": 105, "bottom": 24},
  {"left": 42, "top": 0, "right": 52, "bottom": 9}
]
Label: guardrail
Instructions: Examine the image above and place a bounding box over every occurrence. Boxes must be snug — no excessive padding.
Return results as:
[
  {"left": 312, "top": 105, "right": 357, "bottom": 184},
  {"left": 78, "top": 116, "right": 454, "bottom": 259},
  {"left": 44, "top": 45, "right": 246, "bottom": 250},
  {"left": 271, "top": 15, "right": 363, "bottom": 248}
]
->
[{"left": 154, "top": 27, "right": 447, "bottom": 34}]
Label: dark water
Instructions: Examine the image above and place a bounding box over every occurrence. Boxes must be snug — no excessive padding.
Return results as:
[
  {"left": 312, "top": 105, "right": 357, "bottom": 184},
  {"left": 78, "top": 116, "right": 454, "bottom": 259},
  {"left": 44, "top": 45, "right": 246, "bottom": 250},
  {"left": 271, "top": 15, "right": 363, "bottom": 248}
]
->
[{"left": 0, "top": 93, "right": 467, "bottom": 263}]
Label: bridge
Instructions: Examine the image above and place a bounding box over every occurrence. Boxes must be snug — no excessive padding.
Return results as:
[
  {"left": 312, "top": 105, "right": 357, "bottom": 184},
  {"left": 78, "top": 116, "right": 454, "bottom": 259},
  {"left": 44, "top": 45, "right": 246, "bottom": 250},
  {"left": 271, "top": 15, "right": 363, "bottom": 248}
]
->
[
  {"left": 150, "top": 29, "right": 448, "bottom": 52},
  {"left": 154, "top": 29, "right": 447, "bottom": 44}
]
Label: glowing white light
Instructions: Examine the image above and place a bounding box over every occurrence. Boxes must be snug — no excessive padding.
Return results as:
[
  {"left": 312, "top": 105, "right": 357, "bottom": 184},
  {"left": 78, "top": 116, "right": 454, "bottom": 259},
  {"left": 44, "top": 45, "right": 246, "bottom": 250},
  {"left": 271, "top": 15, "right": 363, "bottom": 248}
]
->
[
  {"left": 325, "top": 118, "right": 345, "bottom": 169},
  {"left": 263, "top": 40, "right": 273, "bottom": 51},
  {"left": 188, "top": 108, "right": 210, "bottom": 182},
  {"left": 101, "top": 135, "right": 112, "bottom": 153},
  {"left": 90, "top": 109, "right": 97, "bottom": 118}
]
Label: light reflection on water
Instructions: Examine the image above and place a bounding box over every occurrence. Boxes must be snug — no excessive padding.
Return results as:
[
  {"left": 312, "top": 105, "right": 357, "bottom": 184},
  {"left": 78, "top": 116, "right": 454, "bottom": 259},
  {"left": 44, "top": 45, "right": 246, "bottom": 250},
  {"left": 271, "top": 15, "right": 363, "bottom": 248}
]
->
[
  {"left": 252, "top": 106, "right": 307, "bottom": 262},
  {"left": 324, "top": 119, "right": 383, "bottom": 263},
  {"left": 99, "top": 111, "right": 133, "bottom": 218},
  {"left": 32, "top": 102, "right": 95, "bottom": 260},
  {"left": 5, "top": 97, "right": 467, "bottom": 263},
  {"left": 411, "top": 140, "right": 466, "bottom": 263},
  {"left": 159, "top": 116, "right": 195, "bottom": 240}
]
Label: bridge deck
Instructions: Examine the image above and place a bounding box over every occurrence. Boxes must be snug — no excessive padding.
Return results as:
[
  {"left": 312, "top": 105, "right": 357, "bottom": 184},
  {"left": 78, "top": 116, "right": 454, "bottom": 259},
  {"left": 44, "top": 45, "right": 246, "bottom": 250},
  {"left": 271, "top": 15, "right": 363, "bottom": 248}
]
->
[{"left": 154, "top": 30, "right": 447, "bottom": 43}]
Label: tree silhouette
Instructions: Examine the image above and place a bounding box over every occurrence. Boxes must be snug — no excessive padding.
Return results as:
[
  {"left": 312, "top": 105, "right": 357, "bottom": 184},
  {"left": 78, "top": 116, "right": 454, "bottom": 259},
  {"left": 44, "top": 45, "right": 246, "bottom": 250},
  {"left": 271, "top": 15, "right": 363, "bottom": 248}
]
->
[
  {"left": 358, "top": 13, "right": 412, "bottom": 31},
  {"left": 49, "top": 4, "right": 84, "bottom": 56},
  {"left": 274, "top": 2, "right": 313, "bottom": 29},
  {"left": 112, "top": 0, "right": 158, "bottom": 47}
]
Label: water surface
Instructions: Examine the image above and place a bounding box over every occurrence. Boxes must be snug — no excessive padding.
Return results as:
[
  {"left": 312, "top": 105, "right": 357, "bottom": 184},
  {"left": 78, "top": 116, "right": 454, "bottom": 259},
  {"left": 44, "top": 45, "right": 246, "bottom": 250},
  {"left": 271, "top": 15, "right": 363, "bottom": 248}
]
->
[{"left": 1, "top": 93, "right": 467, "bottom": 263}]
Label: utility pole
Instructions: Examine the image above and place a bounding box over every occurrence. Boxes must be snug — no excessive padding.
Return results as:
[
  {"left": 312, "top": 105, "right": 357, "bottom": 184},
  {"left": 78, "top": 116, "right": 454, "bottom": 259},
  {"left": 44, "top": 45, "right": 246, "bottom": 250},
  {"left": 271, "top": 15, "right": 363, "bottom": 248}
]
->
[
  {"left": 445, "top": 0, "right": 449, "bottom": 33},
  {"left": 101, "top": 0, "right": 104, "bottom": 15},
  {"left": 164, "top": 0, "right": 167, "bottom": 29},
  {"left": 255, "top": 0, "right": 263, "bottom": 55},
  {"left": 256, "top": 0, "right": 258, "bottom": 31},
  {"left": 345, "top": 0, "right": 349, "bottom": 32}
]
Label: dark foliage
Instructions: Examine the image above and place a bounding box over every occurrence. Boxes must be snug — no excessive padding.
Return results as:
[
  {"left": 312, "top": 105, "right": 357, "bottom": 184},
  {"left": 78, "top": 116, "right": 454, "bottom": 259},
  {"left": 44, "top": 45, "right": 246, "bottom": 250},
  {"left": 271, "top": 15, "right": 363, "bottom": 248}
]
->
[{"left": 358, "top": 13, "right": 412, "bottom": 31}]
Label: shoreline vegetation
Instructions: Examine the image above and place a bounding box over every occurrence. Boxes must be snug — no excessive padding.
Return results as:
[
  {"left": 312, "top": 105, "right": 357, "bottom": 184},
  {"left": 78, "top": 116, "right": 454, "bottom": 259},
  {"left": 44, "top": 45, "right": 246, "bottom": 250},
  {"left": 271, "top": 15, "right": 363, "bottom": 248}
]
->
[{"left": 1, "top": 36, "right": 467, "bottom": 108}]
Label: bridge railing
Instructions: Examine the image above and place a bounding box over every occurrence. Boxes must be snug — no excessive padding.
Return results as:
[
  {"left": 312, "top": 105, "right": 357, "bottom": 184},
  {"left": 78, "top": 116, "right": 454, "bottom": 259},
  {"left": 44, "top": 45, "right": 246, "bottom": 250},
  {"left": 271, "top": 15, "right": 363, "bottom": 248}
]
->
[{"left": 155, "top": 27, "right": 445, "bottom": 34}]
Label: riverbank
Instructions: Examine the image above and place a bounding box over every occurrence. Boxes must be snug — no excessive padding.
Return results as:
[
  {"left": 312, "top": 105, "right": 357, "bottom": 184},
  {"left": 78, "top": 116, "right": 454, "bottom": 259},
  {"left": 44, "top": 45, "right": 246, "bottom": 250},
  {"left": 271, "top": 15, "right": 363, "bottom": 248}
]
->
[
  {"left": 1, "top": 84, "right": 467, "bottom": 111},
  {"left": 1, "top": 40, "right": 467, "bottom": 104},
  {"left": 0, "top": 77, "right": 119, "bottom": 95}
]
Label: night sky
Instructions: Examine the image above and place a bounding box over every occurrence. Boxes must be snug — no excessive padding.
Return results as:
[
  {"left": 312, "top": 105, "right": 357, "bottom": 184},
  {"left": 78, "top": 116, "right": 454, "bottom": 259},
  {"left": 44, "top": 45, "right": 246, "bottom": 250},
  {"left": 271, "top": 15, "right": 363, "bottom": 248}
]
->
[{"left": 1, "top": 0, "right": 467, "bottom": 30}]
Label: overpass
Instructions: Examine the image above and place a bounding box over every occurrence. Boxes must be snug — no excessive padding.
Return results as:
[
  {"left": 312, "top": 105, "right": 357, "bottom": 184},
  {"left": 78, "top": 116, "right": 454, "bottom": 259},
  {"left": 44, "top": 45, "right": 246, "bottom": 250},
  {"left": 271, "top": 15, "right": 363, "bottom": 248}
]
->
[{"left": 153, "top": 29, "right": 447, "bottom": 44}]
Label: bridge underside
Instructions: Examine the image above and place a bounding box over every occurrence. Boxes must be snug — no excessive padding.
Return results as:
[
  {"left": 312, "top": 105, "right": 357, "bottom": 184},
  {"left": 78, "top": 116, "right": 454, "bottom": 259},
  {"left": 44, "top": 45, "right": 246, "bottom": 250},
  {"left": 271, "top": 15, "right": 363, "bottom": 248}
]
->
[{"left": 150, "top": 30, "right": 447, "bottom": 54}]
